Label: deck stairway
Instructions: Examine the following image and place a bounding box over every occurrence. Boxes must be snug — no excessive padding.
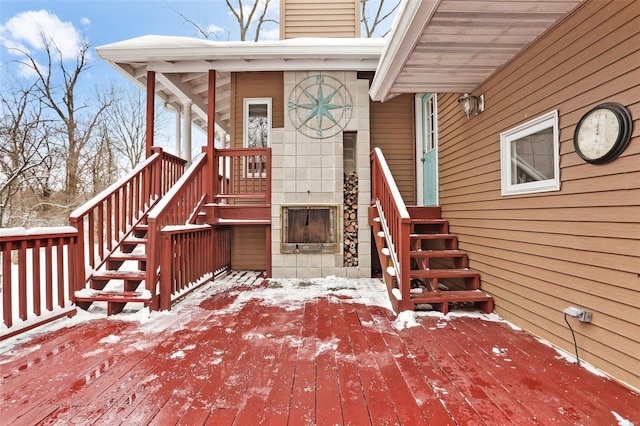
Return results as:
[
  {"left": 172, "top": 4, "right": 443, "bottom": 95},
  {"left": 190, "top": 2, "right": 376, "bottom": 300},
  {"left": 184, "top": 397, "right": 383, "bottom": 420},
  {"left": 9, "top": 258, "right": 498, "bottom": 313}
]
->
[
  {"left": 370, "top": 148, "right": 493, "bottom": 314},
  {"left": 408, "top": 207, "right": 492, "bottom": 313},
  {"left": 74, "top": 221, "right": 152, "bottom": 315}
]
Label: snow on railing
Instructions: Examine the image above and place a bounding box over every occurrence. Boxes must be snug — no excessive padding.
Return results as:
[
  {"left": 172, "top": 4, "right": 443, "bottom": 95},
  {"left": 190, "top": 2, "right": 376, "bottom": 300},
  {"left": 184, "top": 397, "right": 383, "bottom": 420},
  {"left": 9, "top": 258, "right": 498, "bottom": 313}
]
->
[
  {"left": 0, "top": 226, "right": 78, "bottom": 340},
  {"left": 69, "top": 147, "right": 186, "bottom": 291}
]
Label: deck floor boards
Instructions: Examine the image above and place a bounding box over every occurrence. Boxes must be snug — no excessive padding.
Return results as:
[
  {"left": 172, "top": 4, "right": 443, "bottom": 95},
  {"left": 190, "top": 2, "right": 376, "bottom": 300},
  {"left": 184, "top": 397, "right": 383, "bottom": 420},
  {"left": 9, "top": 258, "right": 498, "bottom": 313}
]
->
[{"left": 1, "top": 271, "right": 639, "bottom": 425}]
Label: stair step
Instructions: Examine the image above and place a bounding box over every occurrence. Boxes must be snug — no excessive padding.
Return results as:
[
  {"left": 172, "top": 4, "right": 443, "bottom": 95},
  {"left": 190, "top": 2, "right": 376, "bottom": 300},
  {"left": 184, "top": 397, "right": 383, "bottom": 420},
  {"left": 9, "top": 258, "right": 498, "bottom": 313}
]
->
[
  {"left": 108, "top": 253, "right": 147, "bottom": 262},
  {"left": 410, "top": 233, "right": 457, "bottom": 240},
  {"left": 410, "top": 250, "right": 465, "bottom": 258},
  {"left": 410, "top": 269, "right": 477, "bottom": 279},
  {"left": 75, "top": 290, "right": 151, "bottom": 315},
  {"left": 91, "top": 270, "right": 146, "bottom": 280},
  {"left": 75, "top": 290, "right": 151, "bottom": 303},
  {"left": 411, "top": 290, "right": 493, "bottom": 314}
]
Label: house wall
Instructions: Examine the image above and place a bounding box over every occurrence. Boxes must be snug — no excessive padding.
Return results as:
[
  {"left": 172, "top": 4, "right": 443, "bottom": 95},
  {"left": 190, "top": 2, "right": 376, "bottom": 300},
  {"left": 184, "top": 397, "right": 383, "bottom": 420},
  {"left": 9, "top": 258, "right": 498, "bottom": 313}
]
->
[
  {"left": 437, "top": 1, "right": 639, "bottom": 390},
  {"left": 228, "top": 71, "right": 284, "bottom": 269},
  {"left": 271, "top": 71, "right": 372, "bottom": 278},
  {"left": 370, "top": 94, "right": 416, "bottom": 205},
  {"left": 230, "top": 71, "right": 285, "bottom": 147},
  {"left": 280, "top": 0, "right": 360, "bottom": 39}
]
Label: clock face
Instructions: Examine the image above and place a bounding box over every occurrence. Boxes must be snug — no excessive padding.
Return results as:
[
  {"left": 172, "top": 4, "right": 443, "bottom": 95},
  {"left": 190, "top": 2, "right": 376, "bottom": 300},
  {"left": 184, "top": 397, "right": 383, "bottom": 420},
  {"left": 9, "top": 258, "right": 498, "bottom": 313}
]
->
[
  {"left": 575, "top": 109, "right": 620, "bottom": 161},
  {"left": 288, "top": 75, "right": 352, "bottom": 139},
  {"left": 573, "top": 102, "right": 633, "bottom": 164}
]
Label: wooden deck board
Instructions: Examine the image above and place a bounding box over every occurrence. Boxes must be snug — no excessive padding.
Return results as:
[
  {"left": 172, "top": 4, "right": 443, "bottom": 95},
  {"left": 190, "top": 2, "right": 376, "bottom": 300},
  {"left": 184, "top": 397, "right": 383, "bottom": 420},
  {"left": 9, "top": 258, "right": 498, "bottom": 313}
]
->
[{"left": 1, "top": 271, "right": 639, "bottom": 425}]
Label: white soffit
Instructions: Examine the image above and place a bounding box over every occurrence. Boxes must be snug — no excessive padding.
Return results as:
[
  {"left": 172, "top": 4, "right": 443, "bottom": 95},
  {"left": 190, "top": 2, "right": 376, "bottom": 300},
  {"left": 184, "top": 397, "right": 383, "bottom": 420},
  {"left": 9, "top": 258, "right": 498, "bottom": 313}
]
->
[
  {"left": 370, "top": 0, "right": 583, "bottom": 101},
  {"left": 96, "top": 35, "right": 385, "bottom": 133}
]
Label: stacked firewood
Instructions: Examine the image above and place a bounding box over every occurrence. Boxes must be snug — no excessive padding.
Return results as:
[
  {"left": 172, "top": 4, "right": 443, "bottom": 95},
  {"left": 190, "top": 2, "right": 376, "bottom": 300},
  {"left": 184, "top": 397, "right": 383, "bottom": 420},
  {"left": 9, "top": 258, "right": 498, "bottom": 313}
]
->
[{"left": 343, "top": 172, "right": 358, "bottom": 267}]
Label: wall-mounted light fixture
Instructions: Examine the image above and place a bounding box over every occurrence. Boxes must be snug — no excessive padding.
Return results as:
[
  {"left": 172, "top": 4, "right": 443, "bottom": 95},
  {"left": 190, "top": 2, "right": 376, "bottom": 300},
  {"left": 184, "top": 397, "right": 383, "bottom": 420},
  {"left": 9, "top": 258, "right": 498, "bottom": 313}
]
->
[{"left": 458, "top": 93, "right": 485, "bottom": 118}]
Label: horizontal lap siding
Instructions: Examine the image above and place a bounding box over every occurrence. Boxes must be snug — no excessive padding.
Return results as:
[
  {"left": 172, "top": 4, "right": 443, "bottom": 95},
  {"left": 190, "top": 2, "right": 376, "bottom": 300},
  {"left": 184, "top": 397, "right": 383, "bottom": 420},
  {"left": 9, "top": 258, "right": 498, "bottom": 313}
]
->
[
  {"left": 280, "top": 0, "right": 359, "bottom": 39},
  {"left": 438, "top": 1, "right": 640, "bottom": 390},
  {"left": 370, "top": 94, "right": 416, "bottom": 205},
  {"left": 231, "top": 71, "right": 285, "bottom": 148},
  {"left": 231, "top": 226, "right": 267, "bottom": 270}
]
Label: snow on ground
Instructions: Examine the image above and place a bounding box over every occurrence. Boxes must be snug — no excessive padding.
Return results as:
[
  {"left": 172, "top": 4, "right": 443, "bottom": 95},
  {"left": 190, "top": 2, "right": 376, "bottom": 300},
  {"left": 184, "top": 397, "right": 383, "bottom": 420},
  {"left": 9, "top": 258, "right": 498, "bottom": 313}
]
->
[{"left": 0, "top": 271, "right": 627, "bottom": 391}]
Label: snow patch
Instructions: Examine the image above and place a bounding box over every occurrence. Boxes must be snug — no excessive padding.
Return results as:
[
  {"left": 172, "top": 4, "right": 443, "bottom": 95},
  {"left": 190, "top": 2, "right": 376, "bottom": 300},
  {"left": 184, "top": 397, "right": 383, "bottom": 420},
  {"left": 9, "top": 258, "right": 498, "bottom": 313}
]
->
[
  {"left": 170, "top": 350, "right": 185, "bottom": 359},
  {"left": 611, "top": 411, "right": 635, "bottom": 426},
  {"left": 315, "top": 338, "right": 339, "bottom": 356},
  {"left": 392, "top": 311, "right": 419, "bottom": 330},
  {"left": 99, "top": 335, "right": 121, "bottom": 344}
]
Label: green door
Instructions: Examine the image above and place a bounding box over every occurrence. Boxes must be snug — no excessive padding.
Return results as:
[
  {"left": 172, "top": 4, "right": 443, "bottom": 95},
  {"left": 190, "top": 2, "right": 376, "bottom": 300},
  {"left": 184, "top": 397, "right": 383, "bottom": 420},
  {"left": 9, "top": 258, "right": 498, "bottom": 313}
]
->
[{"left": 420, "top": 94, "right": 438, "bottom": 206}]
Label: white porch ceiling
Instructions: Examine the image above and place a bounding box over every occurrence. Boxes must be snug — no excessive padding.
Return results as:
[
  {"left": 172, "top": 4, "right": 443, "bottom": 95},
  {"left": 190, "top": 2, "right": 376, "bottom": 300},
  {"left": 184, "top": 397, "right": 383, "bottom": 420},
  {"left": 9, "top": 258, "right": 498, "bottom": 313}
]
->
[
  {"left": 370, "top": 0, "right": 583, "bottom": 101},
  {"left": 96, "top": 36, "right": 385, "bottom": 134}
]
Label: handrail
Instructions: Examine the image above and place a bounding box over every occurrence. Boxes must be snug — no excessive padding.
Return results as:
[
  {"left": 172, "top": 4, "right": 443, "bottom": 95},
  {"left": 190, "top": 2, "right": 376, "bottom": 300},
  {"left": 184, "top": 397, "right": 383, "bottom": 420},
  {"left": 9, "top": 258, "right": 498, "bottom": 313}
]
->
[
  {"left": 212, "top": 147, "right": 271, "bottom": 204},
  {"left": 370, "top": 147, "right": 412, "bottom": 303},
  {"left": 69, "top": 148, "right": 186, "bottom": 292},
  {"left": 147, "top": 153, "right": 209, "bottom": 310},
  {"left": 1, "top": 227, "right": 77, "bottom": 339}
]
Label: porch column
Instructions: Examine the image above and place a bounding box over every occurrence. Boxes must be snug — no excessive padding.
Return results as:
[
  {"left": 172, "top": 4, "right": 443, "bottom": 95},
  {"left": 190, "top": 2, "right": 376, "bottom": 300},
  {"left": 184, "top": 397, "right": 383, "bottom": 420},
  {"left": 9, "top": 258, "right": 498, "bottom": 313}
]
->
[
  {"left": 204, "top": 70, "right": 216, "bottom": 202},
  {"left": 183, "top": 101, "right": 192, "bottom": 165},
  {"left": 145, "top": 70, "right": 155, "bottom": 158},
  {"left": 174, "top": 105, "right": 182, "bottom": 159}
]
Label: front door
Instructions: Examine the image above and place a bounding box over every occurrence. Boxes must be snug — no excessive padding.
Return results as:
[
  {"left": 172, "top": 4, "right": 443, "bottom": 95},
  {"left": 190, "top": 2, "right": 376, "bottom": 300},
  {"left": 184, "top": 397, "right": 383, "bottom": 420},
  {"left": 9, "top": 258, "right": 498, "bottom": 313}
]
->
[{"left": 419, "top": 94, "right": 438, "bottom": 205}]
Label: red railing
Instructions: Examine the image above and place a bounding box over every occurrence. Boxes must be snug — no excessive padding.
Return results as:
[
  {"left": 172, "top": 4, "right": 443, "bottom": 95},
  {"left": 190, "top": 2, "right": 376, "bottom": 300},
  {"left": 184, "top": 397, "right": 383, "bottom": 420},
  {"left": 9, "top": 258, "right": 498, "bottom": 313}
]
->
[
  {"left": 69, "top": 148, "right": 186, "bottom": 291},
  {"left": 212, "top": 147, "right": 271, "bottom": 203},
  {"left": 370, "top": 148, "right": 412, "bottom": 304},
  {"left": 159, "top": 225, "right": 230, "bottom": 310},
  {"left": 147, "top": 153, "right": 222, "bottom": 310},
  {"left": 0, "top": 227, "right": 77, "bottom": 340}
]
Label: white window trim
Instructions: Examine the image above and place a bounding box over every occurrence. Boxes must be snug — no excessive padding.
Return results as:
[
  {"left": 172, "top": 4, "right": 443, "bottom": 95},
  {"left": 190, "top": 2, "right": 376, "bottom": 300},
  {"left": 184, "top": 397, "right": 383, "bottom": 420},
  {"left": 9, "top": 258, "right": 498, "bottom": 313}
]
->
[
  {"left": 243, "top": 98, "right": 272, "bottom": 148},
  {"left": 500, "top": 110, "right": 560, "bottom": 196}
]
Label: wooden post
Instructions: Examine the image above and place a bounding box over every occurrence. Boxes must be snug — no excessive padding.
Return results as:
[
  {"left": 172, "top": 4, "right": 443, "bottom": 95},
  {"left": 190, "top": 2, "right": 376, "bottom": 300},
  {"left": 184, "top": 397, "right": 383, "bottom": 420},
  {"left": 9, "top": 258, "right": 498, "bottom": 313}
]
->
[
  {"left": 146, "top": 70, "right": 156, "bottom": 159},
  {"left": 204, "top": 70, "right": 216, "bottom": 203},
  {"left": 159, "top": 232, "right": 172, "bottom": 311}
]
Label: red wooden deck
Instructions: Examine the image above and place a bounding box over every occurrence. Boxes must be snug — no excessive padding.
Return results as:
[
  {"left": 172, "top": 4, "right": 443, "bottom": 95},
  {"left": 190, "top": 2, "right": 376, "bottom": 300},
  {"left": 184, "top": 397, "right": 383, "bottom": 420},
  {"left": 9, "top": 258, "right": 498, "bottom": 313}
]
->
[{"left": 1, "top": 271, "right": 638, "bottom": 425}]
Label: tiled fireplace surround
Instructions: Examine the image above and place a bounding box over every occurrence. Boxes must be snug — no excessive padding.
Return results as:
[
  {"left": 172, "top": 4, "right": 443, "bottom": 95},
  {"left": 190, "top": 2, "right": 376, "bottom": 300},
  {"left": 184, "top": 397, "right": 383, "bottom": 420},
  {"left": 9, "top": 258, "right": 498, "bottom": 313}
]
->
[{"left": 271, "top": 71, "right": 372, "bottom": 278}]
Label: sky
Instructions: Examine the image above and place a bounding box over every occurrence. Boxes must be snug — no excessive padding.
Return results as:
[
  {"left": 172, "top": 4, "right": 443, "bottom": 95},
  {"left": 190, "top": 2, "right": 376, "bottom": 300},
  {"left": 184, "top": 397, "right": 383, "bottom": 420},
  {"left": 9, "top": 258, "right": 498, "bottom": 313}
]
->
[
  {"left": 0, "top": 0, "right": 395, "bottom": 155},
  {"left": 0, "top": 1, "right": 282, "bottom": 152}
]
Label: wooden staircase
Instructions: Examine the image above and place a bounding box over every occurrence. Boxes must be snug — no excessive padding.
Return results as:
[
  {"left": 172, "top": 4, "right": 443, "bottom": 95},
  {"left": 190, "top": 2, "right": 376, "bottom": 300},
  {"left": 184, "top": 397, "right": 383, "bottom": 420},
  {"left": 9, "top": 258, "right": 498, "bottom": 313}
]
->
[
  {"left": 405, "top": 207, "right": 493, "bottom": 314},
  {"left": 75, "top": 222, "right": 152, "bottom": 315}
]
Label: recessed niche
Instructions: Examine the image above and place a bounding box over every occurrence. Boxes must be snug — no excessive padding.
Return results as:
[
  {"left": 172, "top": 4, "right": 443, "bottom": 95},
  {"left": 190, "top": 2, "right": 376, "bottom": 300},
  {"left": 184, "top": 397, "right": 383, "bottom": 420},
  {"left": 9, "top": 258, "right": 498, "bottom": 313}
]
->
[{"left": 281, "top": 205, "right": 338, "bottom": 254}]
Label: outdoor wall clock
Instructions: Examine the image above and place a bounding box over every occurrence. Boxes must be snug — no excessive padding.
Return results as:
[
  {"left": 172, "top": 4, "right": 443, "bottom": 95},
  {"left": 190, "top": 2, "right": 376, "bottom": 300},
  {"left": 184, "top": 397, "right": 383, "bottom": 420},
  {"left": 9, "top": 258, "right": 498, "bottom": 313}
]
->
[
  {"left": 288, "top": 75, "right": 352, "bottom": 139},
  {"left": 573, "top": 102, "right": 633, "bottom": 164}
]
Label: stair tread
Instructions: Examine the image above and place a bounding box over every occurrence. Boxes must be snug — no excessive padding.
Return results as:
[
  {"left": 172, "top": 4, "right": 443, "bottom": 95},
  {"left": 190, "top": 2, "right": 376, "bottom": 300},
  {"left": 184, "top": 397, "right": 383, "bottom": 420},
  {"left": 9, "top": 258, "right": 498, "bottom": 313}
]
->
[
  {"left": 410, "top": 233, "right": 456, "bottom": 238},
  {"left": 123, "top": 236, "right": 147, "bottom": 243},
  {"left": 108, "top": 253, "right": 147, "bottom": 260},
  {"left": 411, "top": 289, "right": 492, "bottom": 302},
  {"left": 91, "top": 270, "right": 145, "bottom": 279},
  {"left": 410, "top": 250, "right": 465, "bottom": 257},
  {"left": 410, "top": 218, "right": 448, "bottom": 223},
  {"left": 410, "top": 269, "right": 478, "bottom": 278},
  {"left": 75, "top": 290, "right": 151, "bottom": 302}
]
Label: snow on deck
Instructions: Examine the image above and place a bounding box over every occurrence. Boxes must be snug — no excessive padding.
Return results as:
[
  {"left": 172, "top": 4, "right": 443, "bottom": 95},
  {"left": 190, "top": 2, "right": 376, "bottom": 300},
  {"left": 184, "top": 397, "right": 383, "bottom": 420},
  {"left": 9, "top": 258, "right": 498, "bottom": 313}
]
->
[{"left": 1, "top": 271, "right": 639, "bottom": 425}]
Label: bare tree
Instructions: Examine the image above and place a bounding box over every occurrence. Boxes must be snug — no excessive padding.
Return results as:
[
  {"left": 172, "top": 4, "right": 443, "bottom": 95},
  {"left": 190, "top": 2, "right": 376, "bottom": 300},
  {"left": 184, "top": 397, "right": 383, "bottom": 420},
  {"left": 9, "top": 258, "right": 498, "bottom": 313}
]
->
[
  {"left": 361, "top": 0, "right": 400, "bottom": 38},
  {"left": 226, "top": 0, "right": 276, "bottom": 41},
  {"left": 16, "top": 32, "right": 113, "bottom": 202},
  {"left": 174, "top": 0, "right": 277, "bottom": 41},
  {"left": 101, "top": 83, "right": 170, "bottom": 170},
  {"left": 0, "top": 79, "right": 54, "bottom": 227}
]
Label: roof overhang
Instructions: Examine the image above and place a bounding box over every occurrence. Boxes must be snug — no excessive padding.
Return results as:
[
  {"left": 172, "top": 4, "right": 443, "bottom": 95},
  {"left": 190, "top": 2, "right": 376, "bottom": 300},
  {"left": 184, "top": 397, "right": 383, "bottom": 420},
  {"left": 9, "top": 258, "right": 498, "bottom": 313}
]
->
[
  {"left": 370, "top": 0, "right": 583, "bottom": 102},
  {"left": 96, "top": 36, "right": 385, "bottom": 133}
]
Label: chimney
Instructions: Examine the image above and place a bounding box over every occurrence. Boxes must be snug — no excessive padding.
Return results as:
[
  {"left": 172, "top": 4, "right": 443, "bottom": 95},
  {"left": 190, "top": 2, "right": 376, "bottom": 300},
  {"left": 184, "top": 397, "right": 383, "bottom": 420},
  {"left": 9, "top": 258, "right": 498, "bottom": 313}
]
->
[{"left": 280, "top": 0, "right": 361, "bottom": 40}]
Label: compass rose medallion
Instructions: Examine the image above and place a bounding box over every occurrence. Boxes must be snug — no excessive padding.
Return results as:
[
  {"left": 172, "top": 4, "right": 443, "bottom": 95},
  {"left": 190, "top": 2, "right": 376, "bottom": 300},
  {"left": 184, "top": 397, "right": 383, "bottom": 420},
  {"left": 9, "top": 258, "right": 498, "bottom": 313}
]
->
[{"left": 288, "top": 75, "right": 353, "bottom": 139}]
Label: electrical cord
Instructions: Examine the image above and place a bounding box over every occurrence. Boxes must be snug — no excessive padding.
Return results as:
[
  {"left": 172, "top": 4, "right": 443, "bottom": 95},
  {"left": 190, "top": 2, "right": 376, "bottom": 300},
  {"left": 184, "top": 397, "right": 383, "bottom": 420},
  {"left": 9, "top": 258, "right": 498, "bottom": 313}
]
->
[{"left": 564, "top": 313, "right": 581, "bottom": 366}]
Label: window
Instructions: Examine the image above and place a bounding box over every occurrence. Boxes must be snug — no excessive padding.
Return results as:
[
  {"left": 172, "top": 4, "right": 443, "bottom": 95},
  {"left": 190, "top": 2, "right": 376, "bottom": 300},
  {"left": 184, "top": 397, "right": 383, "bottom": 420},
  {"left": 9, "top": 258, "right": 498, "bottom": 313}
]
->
[
  {"left": 500, "top": 110, "right": 560, "bottom": 196},
  {"left": 244, "top": 98, "right": 271, "bottom": 175}
]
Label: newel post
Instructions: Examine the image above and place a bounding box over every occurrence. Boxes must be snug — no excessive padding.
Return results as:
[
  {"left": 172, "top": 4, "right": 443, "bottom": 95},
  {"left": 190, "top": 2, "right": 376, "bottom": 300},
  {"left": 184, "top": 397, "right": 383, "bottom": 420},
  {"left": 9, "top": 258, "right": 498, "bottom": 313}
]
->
[
  {"left": 146, "top": 70, "right": 156, "bottom": 159},
  {"left": 69, "top": 216, "right": 86, "bottom": 296}
]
